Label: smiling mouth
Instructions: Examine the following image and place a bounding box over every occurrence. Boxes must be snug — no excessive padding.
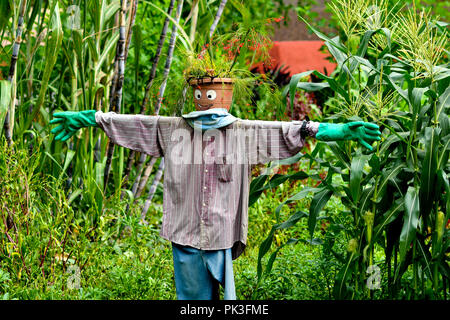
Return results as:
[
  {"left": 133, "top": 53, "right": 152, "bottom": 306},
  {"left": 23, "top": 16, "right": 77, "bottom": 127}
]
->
[{"left": 197, "top": 103, "right": 214, "bottom": 110}]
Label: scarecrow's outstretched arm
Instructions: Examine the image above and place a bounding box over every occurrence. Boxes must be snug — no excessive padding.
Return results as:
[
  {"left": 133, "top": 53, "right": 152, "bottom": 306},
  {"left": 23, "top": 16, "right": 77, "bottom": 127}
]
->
[
  {"left": 239, "top": 119, "right": 381, "bottom": 165},
  {"left": 49, "top": 110, "right": 164, "bottom": 157},
  {"left": 237, "top": 119, "right": 320, "bottom": 164}
]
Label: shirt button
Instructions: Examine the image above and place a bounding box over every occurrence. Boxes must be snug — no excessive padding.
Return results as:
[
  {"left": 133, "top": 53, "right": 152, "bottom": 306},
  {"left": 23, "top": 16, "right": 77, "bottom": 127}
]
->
[
  {"left": 203, "top": 203, "right": 206, "bottom": 206},
  {"left": 205, "top": 169, "right": 208, "bottom": 173},
  {"left": 203, "top": 186, "right": 207, "bottom": 190}
]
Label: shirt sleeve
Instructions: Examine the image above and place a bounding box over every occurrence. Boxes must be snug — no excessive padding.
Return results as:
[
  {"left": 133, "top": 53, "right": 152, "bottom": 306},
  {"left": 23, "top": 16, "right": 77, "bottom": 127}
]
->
[
  {"left": 95, "top": 111, "right": 164, "bottom": 157},
  {"left": 236, "top": 119, "right": 320, "bottom": 164}
]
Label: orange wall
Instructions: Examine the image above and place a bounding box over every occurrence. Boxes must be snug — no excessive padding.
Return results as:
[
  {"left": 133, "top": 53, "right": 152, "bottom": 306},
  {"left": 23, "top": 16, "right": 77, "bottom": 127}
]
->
[{"left": 267, "top": 41, "right": 336, "bottom": 77}]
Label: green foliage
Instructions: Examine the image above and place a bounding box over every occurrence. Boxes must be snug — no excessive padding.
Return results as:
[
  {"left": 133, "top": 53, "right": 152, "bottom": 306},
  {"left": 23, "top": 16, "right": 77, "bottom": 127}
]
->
[
  {"left": 0, "top": 137, "right": 335, "bottom": 300},
  {"left": 0, "top": 0, "right": 299, "bottom": 300},
  {"left": 0, "top": 0, "right": 448, "bottom": 300},
  {"left": 0, "top": 137, "right": 175, "bottom": 299},
  {"left": 254, "top": 0, "right": 450, "bottom": 300}
]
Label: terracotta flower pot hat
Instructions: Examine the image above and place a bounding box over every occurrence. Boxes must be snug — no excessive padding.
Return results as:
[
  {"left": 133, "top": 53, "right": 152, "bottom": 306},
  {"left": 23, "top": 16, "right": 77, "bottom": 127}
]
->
[{"left": 189, "top": 78, "right": 234, "bottom": 111}]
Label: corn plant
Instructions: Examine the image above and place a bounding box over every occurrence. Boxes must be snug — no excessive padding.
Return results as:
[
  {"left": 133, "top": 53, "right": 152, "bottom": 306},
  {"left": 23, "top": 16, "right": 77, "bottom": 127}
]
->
[{"left": 255, "top": 0, "right": 449, "bottom": 299}]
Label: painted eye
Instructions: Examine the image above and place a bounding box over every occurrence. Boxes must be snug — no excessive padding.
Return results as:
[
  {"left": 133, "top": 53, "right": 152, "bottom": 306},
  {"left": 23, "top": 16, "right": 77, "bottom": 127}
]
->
[
  {"left": 194, "top": 89, "right": 202, "bottom": 100},
  {"left": 206, "top": 90, "right": 217, "bottom": 100}
]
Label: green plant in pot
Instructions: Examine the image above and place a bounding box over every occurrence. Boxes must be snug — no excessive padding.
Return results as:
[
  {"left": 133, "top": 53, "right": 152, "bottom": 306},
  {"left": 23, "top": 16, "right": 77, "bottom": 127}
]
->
[
  {"left": 177, "top": 5, "right": 275, "bottom": 114},
  {"left": 150, "top": 0, "right": 283, "bottom": 116}
]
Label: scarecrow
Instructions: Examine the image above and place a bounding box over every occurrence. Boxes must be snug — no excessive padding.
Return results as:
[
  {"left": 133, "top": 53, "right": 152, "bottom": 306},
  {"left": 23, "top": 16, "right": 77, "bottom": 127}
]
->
[{"left": 50, "top": 78, "right": 381, "bottom": 300}]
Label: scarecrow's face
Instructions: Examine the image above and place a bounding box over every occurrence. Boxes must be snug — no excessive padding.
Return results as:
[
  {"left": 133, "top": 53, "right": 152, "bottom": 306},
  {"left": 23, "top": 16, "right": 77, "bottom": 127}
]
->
[
  {"left": 194, "top": 87, "right": 219, "bottom": 111},
  {"left": 192, "top": 83, "right": 233, "bottom": 111}
]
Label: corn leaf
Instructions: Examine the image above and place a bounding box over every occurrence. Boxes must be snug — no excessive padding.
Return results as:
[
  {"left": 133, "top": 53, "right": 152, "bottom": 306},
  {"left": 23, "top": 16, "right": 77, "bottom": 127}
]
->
[
  {"left": 373, "top": 199, "right": 404, "bottom": 241},
  {"left": 256, "top": 228, "right": 274, "bottom": 280},
  {"left": 419, "top": 127, "right": 439, "bottom": 219},
  {"left": 437, "top": 170, "right": 450, "bottom": 213},
  {"left": 287, "top": 70, "right": 350, "bottom": 107},
  {"left": 308, "top": 188, "right": 333, "bottom": 239},
  {"left": 326, "top": 141, "right": 351, "bottom": 170},
  {"left": 436, "top": 86, "right": 450, "bottom": 121},
  {"left": 0, "top": 1, "right": 11, "bottom": 32},
  {"left": 350, "top": 153, "right": 370, "bottom": 203},
  {"left": 376, "top": 163, "right": 404, "bottom": 202},
  {"left": 257, "top": 211, "right": 308, "bottom": 281},
  {"left": 333, "top": 252, "right": 357, "bottom": 299},
  {"left": 298, "top": 15, "right": 347, "bottom": 53},
  {"left": 274, "top": 187, "right": 320, "bottom": 222},
  {"left": 358, "top": 186, "right": 374, "bottom": 217},
  {"left": 58, "top": 149, "right": 76, "bottom": 181},
  {"left": 248, "top": 174, "right": 268, "bottom": 207},
  {"left": 399, "top": 187, "right": 420, "bottom": 265},
  {"left": 356, "top": 28, "right": 391, "bottom": 59},
  {"left": 274, "top": 211, "right": 308, "bottom": 231}
]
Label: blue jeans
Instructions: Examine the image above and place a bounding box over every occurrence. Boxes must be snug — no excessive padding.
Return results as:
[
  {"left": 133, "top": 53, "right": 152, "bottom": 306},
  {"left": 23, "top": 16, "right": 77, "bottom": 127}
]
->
[{"left": 171, "top": 242, "right": 236, "bottom": 300}]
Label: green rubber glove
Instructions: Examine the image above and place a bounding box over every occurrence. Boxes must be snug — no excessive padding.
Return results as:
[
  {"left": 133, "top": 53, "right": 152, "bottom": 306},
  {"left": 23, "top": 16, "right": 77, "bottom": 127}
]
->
[
  {"left": 50, "top": 110, "right": 98, "bottom": 142},
  {"left": 316, "top": 121, "right": 381, "bottom": 151}
]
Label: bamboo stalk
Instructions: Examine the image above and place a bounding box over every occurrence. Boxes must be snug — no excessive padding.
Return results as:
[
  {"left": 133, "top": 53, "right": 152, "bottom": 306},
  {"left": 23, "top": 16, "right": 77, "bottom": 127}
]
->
[
  {"left": 122, "top": 150, "right": 139, "bottom": 191},
  {"left": 8, "top": 0, "right": 27, "bottom": 79},
  {"left": 124, "top": 156, "right": 156, "bottom": 212},
  {"left": 209, "top": 0, "right": 227, "bottom": 38},
  {"left": 141, "top": 158, "right": 164, "bottom": 221},
  {"left": 114, "top": 0, "right": 129, "bottom": 114},
  {"left": 113, "top": 0, "right": 137, "bottom": 115},
  {"left": 104, "top": 0, "right": 129, "bottom": 189},
  {"left": 189, "top": 0, "right": 199, "bottom": 43},
  {"left": 135, "top": 156, "right": 157, "bottom": 198},
  {"left": 124, "top": 0, "right": 138, "bottom": 63},
  {"left": 121, "top": 0, "right": 176, "bottom": 190},
  {"left": 3, "top": 0, "right": 27, "bottom": 146},
  {"left": 179, "top": 86, "right": 189, "bottom": 114},
  {"left": 154, "top": 0, "right": 184, "bottom": 116},
  {"left": 141, "top": 0, "right": 175, "bottom": 115},
  {"left": 108, "top": 9, "right": 121, "bottom": 107},
  {"left": 126, "top": 152, "right": 147, "bottom": 198},
  {"left": 26, "top": 30, "right": 33, "bottom": 113},
  {"left": 132, "top": 0, "right": 184, "bottom": 201}
]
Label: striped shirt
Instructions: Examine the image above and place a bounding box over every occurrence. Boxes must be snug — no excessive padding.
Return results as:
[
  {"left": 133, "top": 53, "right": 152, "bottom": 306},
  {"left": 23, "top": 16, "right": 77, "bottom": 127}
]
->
[{"left": 95, "top": 111, "right": 319, "bottom": 259}]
